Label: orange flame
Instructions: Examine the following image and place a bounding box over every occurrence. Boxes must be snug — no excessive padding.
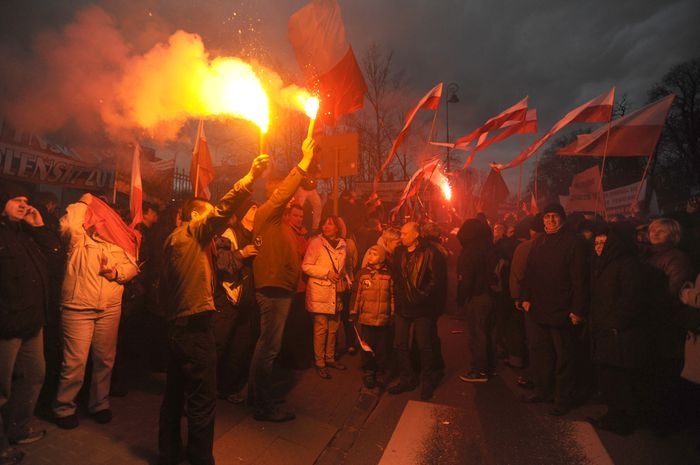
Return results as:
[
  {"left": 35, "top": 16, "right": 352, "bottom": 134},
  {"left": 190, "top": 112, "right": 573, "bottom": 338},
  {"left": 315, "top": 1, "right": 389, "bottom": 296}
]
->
[
  {"left": 440, "top": 178, "right": 453, "bottom": 201},
  {"left": 201, "top": 58, "right": 269, "bottom": 133},
  {"left": 300, "top": 95, "right": 320, "bottom": 120}
]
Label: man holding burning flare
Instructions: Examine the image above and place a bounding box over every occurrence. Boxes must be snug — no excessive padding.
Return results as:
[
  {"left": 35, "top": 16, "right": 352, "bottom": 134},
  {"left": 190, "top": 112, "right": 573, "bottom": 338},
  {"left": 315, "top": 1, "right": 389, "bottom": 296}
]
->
[{"left": 158, "top": 154, "right": 269, "bottom": 465}]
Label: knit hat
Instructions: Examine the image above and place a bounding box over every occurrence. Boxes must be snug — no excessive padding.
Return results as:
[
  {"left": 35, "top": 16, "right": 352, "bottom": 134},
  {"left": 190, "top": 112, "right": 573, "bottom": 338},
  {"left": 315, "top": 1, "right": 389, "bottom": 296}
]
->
[
  {"left": 542, "top": 203, "right": 566, "bottom": 219},
  {"left": 0, "top": 182, "right": 30, "bottom": 210},
  {"left": 367, "top": 244, "right": 386, "bottom": 264}
]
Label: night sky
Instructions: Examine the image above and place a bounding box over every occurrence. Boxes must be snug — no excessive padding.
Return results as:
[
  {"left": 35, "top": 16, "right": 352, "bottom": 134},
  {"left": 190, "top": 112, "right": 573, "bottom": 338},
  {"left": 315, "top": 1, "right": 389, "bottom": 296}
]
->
[{"left": 1, "top": 0, "right": 698, "bottom": 190}]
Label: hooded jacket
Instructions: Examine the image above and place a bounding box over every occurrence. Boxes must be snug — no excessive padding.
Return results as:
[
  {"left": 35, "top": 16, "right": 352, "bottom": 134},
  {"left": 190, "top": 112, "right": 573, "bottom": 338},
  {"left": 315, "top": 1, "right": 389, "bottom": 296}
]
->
[{"left": 456, "top": 219, "right": 495, "bottom": 305}]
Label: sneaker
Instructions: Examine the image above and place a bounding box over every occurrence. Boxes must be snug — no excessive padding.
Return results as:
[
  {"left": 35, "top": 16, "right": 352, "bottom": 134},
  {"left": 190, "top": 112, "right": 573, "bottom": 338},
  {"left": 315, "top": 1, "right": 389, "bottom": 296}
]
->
[
  {"left": 253, "top": 407, "right": 296, "bottom": 423},
  {"left": 225, "top": 392, "right": 246, "bottom": 404},
  {"left": 55, "top": 414, "right": 79, "bottom": 430},
  {"left": 387, "top": 381, "right": 417, "bottom": 395},
  {"left": 325, "top": 361, "right": 347, "bottom": 370},
  {"left": 0, "top": 447, "right": 24, "bottom": 465},
  {"left": 347, "top": 346, "right": 357, "bottom": 355},
  {"left": 9, "top": 428, "right": 46, "bottom": 445},
  {"left": 548, "top": 403, "right": 571, "bottom": 416},
  {"left": 363, "top": 374, "right": 376, "bottom": 389},
  {"left": 459, "top": 372, "right": 488, "bottom": 383},
  {"left": 316, "top": 366, "right": 331, "bottom": 379},
  {"left": 91, "top": 409, "right": 113, "bottom": 424}
]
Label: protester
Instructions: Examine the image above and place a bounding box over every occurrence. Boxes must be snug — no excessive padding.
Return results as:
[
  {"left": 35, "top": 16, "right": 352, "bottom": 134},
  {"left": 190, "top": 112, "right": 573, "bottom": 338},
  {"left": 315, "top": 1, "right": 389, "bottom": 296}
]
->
[
  {"left": 588, "top": 227, "right": 649, "bottom": 435},
  {"left": 643, "top": 217, "right": 695, "bottom": 432},
  {"left": 350, "top": 244, "right": 394, "bottom": 389},
  {"left": 158, "top": 154, "right": 268, "bottom": 465},
  {"left": 53, "top": 193, "right": 140, "bottom": 429},
  {"left": 302, "top": 215, "right": 348, "bottom": 379},
  {"left": 520, "top": 203, "right": 589, "bottom": 416},
  {"left": 388, "top": 222, "right": 446, "bottom": 401},
  {"left": 213, "top": 201, "right": 259, "bottom": 404},
  {"left": 1, "top": 183, "right": 61, "bottom": 464},
  {"left": 278, "top": 203, "right": 313, "bottom": 369},
  {"left": 248, "top": 137, "right": 316, "bottom": 423},
  {"left": 456, "top": 219, "right": 496, "bottom": 383}
]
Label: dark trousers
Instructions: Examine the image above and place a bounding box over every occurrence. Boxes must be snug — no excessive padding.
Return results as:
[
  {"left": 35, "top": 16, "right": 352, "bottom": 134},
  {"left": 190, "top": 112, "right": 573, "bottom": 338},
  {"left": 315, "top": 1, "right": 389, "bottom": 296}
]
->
[
  {"left": 0, "top": 330, "right": 45, "bottom": 450},
  {"left": 494, "top": 293, "right": 526, "bottom": 361},
  {"left": 213, "top": 303, "right": 258, "bottom": 396},
  {"left": 248, "top": 289, "right": 293, "bottom": 412},
  {"left": 394, "top": 315, "right": 435, "bottom": 386},
  {"left": 158, "top": 313, "right": 216, "bottom": 465},
  {"left": 464, "top": 293, "right": 495, "bottom": 373},
  {"left": 525, "top": 317, "right": 578, "bottom": 406},
  {"left": 360, "top": 325, "right": 390, "bottom": 375},
  {"left": 279, "top": 292, "right": 313, "bottom": 369}
]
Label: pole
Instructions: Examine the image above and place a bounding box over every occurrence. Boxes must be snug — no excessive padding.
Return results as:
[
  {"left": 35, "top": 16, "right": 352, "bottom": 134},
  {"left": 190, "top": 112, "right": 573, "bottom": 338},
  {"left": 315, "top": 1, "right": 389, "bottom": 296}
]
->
[
  {"left": 112, "top": 158, "right": 118, "bottom": 204},
  {"left": 333, "top": 147, "right": 339, "bottom": 216},
  {"left": 446, "top": 92, "right": 451, "bottom": 172},
  {"left": 194, "top": 164, "right": 200, "bottom": 198},
  {"left": 534, "top": 152, "right": 539, "bottom": 205},
  {"left": 634, "top": 152, "right": 655, "bottom": 203},
  {"left": 594, "top": 118, "right": 613, "bottom": 219}
]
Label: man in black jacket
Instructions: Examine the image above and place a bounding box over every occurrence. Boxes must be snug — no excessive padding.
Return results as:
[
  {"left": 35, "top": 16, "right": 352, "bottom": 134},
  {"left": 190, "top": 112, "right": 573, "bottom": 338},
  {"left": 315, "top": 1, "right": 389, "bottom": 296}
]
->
[
  {"left": 456, "top": 219, "right": 496, "bottom": 383},
  {"left": 521, "top": 203, "right": 588, "bottom": 416},
  {"left": 0, "top": 183, "right": 61, "bottom": 465},
  {"left": 388, "top": 222, "right": 447, "bottom": 401}
]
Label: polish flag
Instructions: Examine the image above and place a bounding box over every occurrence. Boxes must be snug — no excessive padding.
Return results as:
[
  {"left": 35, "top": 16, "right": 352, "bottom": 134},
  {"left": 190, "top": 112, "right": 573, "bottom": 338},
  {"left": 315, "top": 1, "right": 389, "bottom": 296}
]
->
[
  {"left": 558, "top": 94, "right": 675, "bottom": 157},
  {"left": 374, "top": 83, "right": 443, "bottom": 191},
  {"left": 390, "top": 158, "right": 440, "bottom": 221},
  {"left": 497, "top": 88, "right": 615, "bottom": 170},
  {"left": 190, "top": 120, "right": 215, "bottom": 199},
  {"left": 453, "top": 96, "right": 529, "bottom": 147},
  {"left": 289, "top": 0, "right": 367, "bottom": 126},
  {"left": 461, "top": 109, "right": 538, "bottom": 169},
  {"left": 129, "top": 144, "right": 143, "bottom": 228}
]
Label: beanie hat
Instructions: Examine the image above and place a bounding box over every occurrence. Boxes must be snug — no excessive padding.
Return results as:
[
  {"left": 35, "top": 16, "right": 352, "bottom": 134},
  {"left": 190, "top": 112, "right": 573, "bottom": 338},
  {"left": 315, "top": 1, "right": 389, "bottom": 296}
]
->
[
  {"left": 542, "top": 203, "right": 566, "bottom": 219},
  {"left": 0, "top": 182, "right": 30, "bottom": 210}
]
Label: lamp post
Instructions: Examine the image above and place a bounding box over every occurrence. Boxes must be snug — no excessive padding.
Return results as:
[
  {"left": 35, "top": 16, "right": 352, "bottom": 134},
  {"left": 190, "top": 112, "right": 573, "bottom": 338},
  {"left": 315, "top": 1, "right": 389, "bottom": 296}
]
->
[{"left": 445, "top": 82, "right": 460, "bottom": 171}]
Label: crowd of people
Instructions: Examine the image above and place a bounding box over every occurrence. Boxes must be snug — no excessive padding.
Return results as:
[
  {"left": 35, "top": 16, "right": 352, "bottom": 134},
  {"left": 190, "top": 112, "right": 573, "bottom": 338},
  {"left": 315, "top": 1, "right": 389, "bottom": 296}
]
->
[{"left": 1, "top": 138, "right": 700, "bottom": 464}]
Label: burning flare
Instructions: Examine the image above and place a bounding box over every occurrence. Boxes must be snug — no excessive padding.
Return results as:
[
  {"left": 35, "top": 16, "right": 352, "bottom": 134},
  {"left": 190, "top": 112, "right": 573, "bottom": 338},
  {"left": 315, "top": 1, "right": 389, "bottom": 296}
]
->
[{"left": 300, "top": 95, "right": 320, "bottom": 119}]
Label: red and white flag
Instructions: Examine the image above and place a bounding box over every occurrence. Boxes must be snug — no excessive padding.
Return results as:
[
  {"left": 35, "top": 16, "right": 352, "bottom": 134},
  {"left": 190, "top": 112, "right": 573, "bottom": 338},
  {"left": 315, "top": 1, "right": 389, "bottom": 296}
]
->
[
  {"left": 496, "top": 88, "right": 615, "bottom": 170},
  {"left": 390, "top": 158, "right": 440, "bottom": 220},
  {"left": 460, "top": 109, "right": 538, "bottom": 169},
  {"left": 129, "top": 144, "right": 143, "bottom": 228},
  {"left": 374, "top": 83, "right": 443, "bottom": 191},
  {"left": 558, "top": 94, "right": 675, "bottom": 157},
  {"left": 288, "top": 0, "right": 367, "bottom": 126},
  {"left": 190, "top": 120, "right": 215, "bottom": 199},
  {"left": 453, "top": 96, "right": 529, "bottom": 147}
]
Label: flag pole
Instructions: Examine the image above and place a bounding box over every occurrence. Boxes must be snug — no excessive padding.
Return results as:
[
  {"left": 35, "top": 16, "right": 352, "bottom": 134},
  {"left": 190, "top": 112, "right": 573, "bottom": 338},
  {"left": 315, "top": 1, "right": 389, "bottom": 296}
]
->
[
  {"left": 534, "top": 152, "right": 539, "bottom": 205},
  {"left": 112, "top": 157, "right": 118, "bottom": 204},
  {"left": 595, "top": 115, "right": 614, "bottom": 219},
  {"left": 634, "top": 152, "right": 655, "bottom": 203}
]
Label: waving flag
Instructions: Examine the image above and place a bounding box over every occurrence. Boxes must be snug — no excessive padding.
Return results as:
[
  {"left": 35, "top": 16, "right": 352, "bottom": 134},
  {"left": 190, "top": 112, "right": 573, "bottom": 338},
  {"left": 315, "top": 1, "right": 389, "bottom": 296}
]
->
[
  {"left": 190, "top": 120, "right": 215, "bottom": 199},
  {"left": 390, "top": 158, "right": 440, "bottom": 220},
  {"left": 496, "top": 88, "right": 615, "bottom": 170},
  {"left": 374, "top": 83, "right": 443, "bottom": 191},
  {"left": 558, "top": 94, "right": 675, "bottom": 157},
  {"left": 129, "top": 144, "right": 143, "bottom": 228},
  {"left": 289, "top": 0, "right": 367, "bottom": 126},
  {"left": 453, "top": 96, "right": 529, "bottom": 147}
]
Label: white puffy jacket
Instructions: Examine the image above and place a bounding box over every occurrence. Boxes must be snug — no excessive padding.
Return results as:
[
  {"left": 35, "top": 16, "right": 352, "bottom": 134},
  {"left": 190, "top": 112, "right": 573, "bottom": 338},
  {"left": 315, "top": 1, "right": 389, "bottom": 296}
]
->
[{"left": 302, "top": 235, "right": 346, "bottom": 315}]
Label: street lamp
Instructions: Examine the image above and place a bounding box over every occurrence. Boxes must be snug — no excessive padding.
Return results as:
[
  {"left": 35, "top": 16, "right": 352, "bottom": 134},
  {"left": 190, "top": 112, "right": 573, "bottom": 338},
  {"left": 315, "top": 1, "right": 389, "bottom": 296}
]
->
[{"left": 445, "top": 82, "right": 459, "bottom": 171}]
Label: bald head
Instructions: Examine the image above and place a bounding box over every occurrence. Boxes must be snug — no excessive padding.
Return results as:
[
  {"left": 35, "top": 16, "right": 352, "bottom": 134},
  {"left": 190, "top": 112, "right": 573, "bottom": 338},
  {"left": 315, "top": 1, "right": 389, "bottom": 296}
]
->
[{"left": 400, "top": 222, "right": 421, "bottom": 249}]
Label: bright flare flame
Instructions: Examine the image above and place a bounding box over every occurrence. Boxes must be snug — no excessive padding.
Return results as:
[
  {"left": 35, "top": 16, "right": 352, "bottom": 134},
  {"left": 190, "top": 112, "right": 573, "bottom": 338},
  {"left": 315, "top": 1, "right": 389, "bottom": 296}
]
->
[
  {"left": 300, "top": 95, "right": 320, "bottom": 119},
  {"left": 201, "top": 58, "right": 269, "bottom": 133},
  {"left": 440, "top": 179, "right": 453, "bottom": 201}
]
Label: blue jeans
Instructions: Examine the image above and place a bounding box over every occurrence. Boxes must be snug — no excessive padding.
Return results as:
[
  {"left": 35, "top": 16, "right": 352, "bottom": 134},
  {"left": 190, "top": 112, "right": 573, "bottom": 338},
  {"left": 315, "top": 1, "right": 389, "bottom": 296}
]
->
[
  {"left": 0, "top": 329, "right": 45, "bottom": 450},
  {"left": 248, "top": 288, "right": 293, "bottom": 412}
]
